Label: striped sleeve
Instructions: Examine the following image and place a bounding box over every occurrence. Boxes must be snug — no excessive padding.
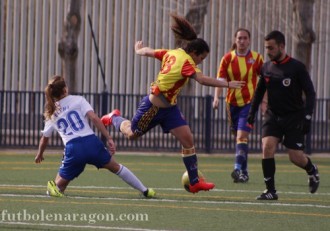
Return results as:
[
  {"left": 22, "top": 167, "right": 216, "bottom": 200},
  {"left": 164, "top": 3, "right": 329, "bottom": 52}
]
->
[{"left": 154, "top": 49, "right": 168, "bottom": 61}]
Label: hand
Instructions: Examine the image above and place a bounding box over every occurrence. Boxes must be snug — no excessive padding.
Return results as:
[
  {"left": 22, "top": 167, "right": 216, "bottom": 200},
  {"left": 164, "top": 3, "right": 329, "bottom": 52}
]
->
[
  {"left": 212, "top": 98, "right": 219, "bottom": 109},
  {"left": 135, "top": 41, "right": 144, "bottom": 54},
  {"left": 301, "top": 118, "right": 312, "bottom": 134},
  {"left": 107, "top": 138, "right": 116, "bottom": 155},
  {"left": 246, "top": 114, "right": 255, "bottom": 129},
  {"left": 228, "top": 81, "right": 245, "bottom": 89},
  {"left": 35, "top": 153, "right": 44, "bottom": 163}
]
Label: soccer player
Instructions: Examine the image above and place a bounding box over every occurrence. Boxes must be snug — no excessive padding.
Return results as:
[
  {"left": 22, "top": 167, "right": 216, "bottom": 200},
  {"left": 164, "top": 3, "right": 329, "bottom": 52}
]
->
[
  {"left": 101, "top": 14, "right": 245, "bottom": 193},
  {"left": 247, "top": 30, "right": 320, "bottom": 200},
  {"left": 35, "top": 75, "right": 155, "bottom": 198},
  {"left": 213, "top": 28, "right": 264, "bottom": 183}
]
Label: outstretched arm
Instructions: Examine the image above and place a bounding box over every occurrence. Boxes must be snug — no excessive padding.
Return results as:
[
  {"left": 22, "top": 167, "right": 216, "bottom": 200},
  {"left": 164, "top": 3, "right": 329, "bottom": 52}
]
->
[
  {"left": 193, "top": 72, "right": 245, "bottom": 89},
  {"left": 135, "top": 41, "right": 155, "bottom": 57},
  {"left": 86, "top": 111, "right": 116, "bottom": 155}
]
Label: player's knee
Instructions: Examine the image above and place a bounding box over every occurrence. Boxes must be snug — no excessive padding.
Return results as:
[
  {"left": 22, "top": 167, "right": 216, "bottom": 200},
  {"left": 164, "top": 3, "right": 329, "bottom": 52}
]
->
[{"left": 262, "top": 142, "right": 276, "bottom": 158}]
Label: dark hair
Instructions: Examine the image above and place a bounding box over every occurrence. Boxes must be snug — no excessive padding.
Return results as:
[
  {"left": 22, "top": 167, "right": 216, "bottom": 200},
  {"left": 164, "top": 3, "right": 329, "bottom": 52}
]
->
[
  {"left": 44, "top": 75, "right": 66, "bottom": 119},
  {"left": 170, "top": 13, "right": 210, "bottom": 55},
  {"left": 231, "top": 28, "right": 251, "bottom": 50},
  {"left": 264, "top": 30, "right": 285, "bottom": 45}
]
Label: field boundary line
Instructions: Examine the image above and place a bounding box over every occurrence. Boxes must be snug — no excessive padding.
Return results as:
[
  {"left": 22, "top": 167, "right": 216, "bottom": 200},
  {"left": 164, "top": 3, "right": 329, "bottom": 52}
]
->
[
  {"left": 1, "top": 184, "right": 330, "bottom": 196},
  {"left": 0, "top": 221, "right": 171, "bottom": 231},
  {"left": 1, "top": 193, "right": 330, "bottom": 210}
]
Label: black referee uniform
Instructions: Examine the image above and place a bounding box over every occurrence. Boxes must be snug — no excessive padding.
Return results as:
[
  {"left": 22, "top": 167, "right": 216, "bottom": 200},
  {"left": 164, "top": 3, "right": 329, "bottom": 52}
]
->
[{"left": 249, "top": 55, "right": 316, "bottom": 150}]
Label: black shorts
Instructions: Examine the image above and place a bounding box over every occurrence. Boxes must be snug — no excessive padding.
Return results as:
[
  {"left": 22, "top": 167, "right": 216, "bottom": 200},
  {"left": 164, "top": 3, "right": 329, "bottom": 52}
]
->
[{"left": 262, "top": 110, "right": 305, "bottom": 150}]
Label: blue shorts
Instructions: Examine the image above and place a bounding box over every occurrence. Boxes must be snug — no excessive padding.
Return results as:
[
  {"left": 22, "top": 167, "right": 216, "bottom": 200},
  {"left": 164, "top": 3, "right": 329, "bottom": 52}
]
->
[
  {"left": 131, "top": 96, "right": 187, "bottom": 137},
  {"left": 59, "top": 135, "right": 111, "bottom": 180},
  {"left": 227, "top": 103, "right": 252, "bottom": 133}
]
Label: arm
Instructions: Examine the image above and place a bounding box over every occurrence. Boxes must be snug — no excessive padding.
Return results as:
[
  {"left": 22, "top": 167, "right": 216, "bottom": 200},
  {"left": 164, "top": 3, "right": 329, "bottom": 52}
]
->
[
  {"left": 212, "top": 79, "right": 225, "bottom": 109},
  {"left": 193, "top": 72, "right": 245, "bottom": 89},
  {"left": 86, "top": 111, "right": 116, "bottom": 155},
  {"left": 247, "top": 78, "right": 267, "bottom": 126},
  {"left": 300, "top": 67, "right": 316, "bottom": 116},
  {"left": 35, "top": 136, "right": 49, "bottom": 163},
  {"left": 298, "top": 65, "right": 316, "bottom": 134},
  {"left": 135, "top": 41, "right": 155, "bottom": 57}
]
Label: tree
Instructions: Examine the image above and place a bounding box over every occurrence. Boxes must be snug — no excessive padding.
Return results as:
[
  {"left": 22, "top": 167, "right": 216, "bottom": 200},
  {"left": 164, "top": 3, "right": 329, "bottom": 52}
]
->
[
  {"left": 58, "top": 0, "right": 81, "bottom": 93},
  {"left": 180, "top": 0, "right": 210, "bottom": 96},
  {"left": 292, "top": 0, "right": 316, "bottom": 154},
  {"left": 292, "top": 0, "right": 316, "bottom": 72}
]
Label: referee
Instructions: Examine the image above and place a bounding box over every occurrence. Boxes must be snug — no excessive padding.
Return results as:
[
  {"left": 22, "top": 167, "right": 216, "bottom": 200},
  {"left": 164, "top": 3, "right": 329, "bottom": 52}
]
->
[{"left": 247, "top": 30, "right": 319, "bottom": 200}]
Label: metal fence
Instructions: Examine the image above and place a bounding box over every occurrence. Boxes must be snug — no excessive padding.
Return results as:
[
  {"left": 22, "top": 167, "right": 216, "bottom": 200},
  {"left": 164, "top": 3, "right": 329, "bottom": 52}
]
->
[
  {"left": 1, "top": 0, "right": 330, "bottom": 99},
  {"left": 0, "top": 91, "right": 329, "bottom": 154}
]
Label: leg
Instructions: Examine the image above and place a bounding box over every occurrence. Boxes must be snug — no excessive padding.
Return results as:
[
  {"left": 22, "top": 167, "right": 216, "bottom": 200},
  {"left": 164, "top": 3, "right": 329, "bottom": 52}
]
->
[
  {"left": 170, "top": 125, "right": 215, "bottom": 193},
  {"left": 119, "top": 120, "right": 136, "bottom": 139},
  {"left": 54, "top": 174, "right": 70, "bottom": 192},
  {"left": 287, "top": 149, "right": 319, "bottom": 193},
  {"left": 233, "top": 130, "right": 250, "bottom": 183},
  {"left": 102, "top": 96, "right": 159, "bottom": 140},
  {"left": 102, "top": 157, "right": 155, "bottom": 197},
  {"left": 101, "top": 109, "right": 136, "bottom": 139},
  {"left": 171, "top": 125, "right": 197, "bottom": 184},
  {"left": 256, "top": 136, "right": 279, "bottom": 200},
  {"left": 46, "top": 174, "right": 69, "bottom": 197},
  {"left": 283, "top": 113, "right": 319, "bottom": 194},
  {"left": 228, "top": 104, "right": 251, "bottom": 183},
  {"left": 261, "top": 136, "right": 278, "bottom": 191}
]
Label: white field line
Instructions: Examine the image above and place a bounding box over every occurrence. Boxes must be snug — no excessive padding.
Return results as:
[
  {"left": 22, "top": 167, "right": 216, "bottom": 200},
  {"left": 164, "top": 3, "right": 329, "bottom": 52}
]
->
[
  {"left": 0, "top": 184, "right": 330, "bottom": 209},
  {"left": 0, "top": 221, "right": 172, "bottom": 231},
  {"left": 1, "top": 183, "right": 330, "bottom": 195}
]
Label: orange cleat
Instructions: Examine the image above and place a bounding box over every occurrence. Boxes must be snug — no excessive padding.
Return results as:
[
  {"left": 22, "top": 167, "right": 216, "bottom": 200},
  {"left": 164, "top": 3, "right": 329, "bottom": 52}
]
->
[
  {"left": 101, "top": 109, "right": 121, "bottom": 126},
  {"left": 189, "top": 179, "right": 215, "bottom": 193}
]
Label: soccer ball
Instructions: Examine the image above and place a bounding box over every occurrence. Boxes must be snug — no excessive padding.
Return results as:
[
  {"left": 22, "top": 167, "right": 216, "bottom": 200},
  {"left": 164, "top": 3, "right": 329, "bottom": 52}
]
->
[{"left": 181, "top": 170, "right": 204, "bottom": 193}]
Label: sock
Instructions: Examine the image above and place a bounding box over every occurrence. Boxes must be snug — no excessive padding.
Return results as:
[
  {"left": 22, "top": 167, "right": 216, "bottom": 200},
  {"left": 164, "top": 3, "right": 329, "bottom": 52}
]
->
[
  {"left": 234, "top": 142, "right": 247, "bottom": 171},
  {"left": 112, "top": 116, "right": 126, "bottom": 132},
  {"left": 262, "top": 158, "right": 276, "bottom": 192},
  {"left": 182, "top": 154, "right": 199, "bottom": 185},
  {"left": 116, "top": 164, "right": 147, "bottom": 193},
  {"left": 237, "top": 142, "right": 248, "bottom": 174},
  {"left": 304, "top": 157, "right": 316, "bottom": 175}
]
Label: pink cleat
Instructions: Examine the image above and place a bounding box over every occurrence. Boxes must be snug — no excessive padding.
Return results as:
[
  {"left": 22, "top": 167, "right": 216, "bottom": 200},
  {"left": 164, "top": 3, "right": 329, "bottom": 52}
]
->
[
  {"left": 101, "top": 109, "right": 121, "bottom": 126},
  {"left": 189, "top": 179, "right": 215, "bottom": 193}
]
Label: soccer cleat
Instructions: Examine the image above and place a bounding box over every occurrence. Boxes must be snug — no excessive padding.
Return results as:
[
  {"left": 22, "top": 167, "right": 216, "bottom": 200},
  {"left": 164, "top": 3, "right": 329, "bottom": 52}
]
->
[
  {"left": 46, "top": 180, "right": 64, "bottom": 197},
  {"left": 256, "top": 189, "right": 278, "bottom": 200},
  {"left": 189, "top": 179, "right": 215, "bottom": 193},
  {"left": 308, "top": 164, "right": 320, "bottom": 194},
  {"left": 101, "top": 109, "right": 121, "bottom": 126},
  {"left": 238, "top": 173, "right": 249, "bottom": 183},
  {"left": 231, "top": 169, "right": 240, "bottom": 183},
  {"left": 143, "top": 188, "right": 156, "bottom": 198}
]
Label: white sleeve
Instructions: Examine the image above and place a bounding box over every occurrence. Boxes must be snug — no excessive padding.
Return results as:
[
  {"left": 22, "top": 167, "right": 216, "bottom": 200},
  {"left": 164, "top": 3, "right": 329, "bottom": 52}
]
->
[
  {"left": 41, "top": 120, "right": 55, "bottom": 137},
  {"left": 80, "top": 97, "right": 94, "bottom": 116}
]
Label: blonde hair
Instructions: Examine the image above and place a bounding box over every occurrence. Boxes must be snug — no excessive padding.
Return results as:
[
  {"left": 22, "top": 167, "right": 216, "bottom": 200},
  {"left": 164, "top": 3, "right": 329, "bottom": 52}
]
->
[{"left": 44, "top": 75, "right": 66, "bottom": 120}]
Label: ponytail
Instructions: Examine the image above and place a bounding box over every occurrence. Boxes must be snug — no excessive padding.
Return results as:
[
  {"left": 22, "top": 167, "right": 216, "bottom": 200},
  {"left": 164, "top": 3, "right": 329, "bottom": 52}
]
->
[
  {"left": 170, "top": 13, "right": 209, "bottom": 55},
  {"left": 43, "top": 76, "right": 66, "bottom": 120}
]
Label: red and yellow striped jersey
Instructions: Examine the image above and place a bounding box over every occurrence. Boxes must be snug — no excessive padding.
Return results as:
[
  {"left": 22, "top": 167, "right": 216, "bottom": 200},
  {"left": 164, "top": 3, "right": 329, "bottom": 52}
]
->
[
  {"left": 153, "top": 48, "right": 201, "bottom": 105},
  {"left": 218, "top": 50, "right": 263, "bottom": 106}
]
